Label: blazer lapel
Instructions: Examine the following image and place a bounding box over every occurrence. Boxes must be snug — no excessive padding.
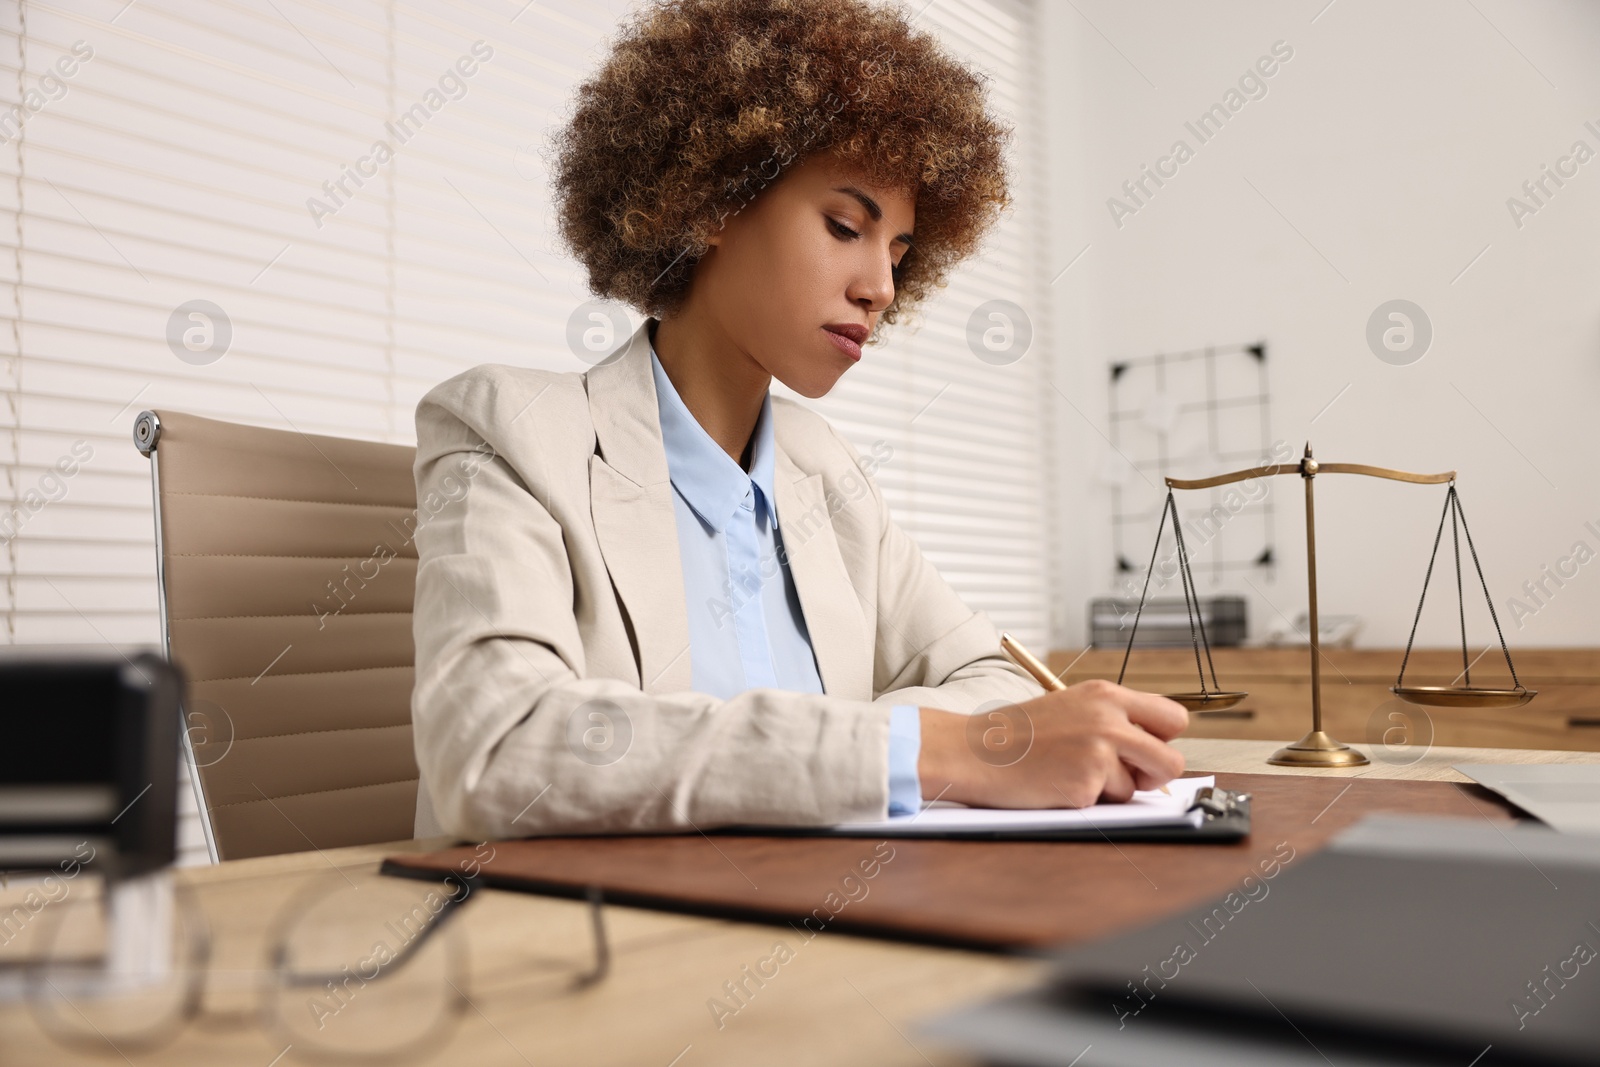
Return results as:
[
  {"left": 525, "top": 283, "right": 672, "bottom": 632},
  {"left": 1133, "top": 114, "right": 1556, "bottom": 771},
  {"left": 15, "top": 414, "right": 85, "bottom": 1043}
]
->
[
  {"left": 583, "top": 317, "right": 872, "bottom": 701},
  {"left": 585, "top": 319, "right": 693, "bottom": 693},
  {"left": 774, "top": 448, "right": 874, "bottom": 701}
]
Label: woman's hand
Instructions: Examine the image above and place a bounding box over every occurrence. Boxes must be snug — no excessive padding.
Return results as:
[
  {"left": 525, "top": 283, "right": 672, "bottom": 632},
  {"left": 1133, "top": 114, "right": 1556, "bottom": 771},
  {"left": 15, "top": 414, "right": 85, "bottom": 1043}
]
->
[{"left": 915, "top": 679, "right": 1188, "bottom": 809}]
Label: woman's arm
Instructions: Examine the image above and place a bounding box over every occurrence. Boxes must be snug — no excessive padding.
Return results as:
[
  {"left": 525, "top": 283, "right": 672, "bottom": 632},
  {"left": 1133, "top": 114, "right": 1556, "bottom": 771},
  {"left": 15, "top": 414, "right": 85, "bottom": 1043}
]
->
[{"left": 410, "top": 369, "right": 898, "bottom": 840}]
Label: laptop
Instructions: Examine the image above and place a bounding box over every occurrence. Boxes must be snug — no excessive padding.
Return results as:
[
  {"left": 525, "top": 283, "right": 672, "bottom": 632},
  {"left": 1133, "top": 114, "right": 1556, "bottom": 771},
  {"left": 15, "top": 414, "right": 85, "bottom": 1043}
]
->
[{"left": 922, "top": 815, "right": 1600, "bottom": 1066}]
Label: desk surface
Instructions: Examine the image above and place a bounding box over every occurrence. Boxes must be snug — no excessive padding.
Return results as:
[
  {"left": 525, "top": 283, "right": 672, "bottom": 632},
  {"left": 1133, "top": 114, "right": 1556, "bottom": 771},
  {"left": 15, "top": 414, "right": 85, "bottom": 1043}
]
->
[
  {"left": 1173, "top": 735, "right": 1600, "bottom": 780},
  {"left": 5, "top": 740, "right": 1597, "bottom": 1067}
]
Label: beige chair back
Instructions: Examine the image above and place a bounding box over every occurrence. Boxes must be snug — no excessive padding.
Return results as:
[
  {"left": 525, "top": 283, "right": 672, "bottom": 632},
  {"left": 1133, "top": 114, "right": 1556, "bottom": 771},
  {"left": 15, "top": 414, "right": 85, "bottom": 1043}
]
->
[{"left": 136, "top": 409, "right": 419, "bottom": 861}]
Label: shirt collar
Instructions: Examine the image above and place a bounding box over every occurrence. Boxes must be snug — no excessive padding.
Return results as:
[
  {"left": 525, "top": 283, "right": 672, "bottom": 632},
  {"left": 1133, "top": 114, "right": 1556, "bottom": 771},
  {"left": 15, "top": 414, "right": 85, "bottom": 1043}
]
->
[{"left": 649, "top": 343, "right": 778, "bottom": 532}]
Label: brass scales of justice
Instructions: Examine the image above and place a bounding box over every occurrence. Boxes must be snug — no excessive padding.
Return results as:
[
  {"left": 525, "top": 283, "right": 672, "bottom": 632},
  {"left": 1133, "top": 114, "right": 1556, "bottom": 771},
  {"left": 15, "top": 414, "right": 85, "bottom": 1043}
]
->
[{"left": 1116, "top": 444, "right": 1536, "bottom": 768}]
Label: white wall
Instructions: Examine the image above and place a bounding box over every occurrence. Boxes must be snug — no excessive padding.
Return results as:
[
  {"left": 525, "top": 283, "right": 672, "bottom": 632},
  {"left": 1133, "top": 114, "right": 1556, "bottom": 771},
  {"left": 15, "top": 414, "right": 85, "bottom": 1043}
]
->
[{"left": 1041, "top": 0, "right": 1600, "bottom": 657}]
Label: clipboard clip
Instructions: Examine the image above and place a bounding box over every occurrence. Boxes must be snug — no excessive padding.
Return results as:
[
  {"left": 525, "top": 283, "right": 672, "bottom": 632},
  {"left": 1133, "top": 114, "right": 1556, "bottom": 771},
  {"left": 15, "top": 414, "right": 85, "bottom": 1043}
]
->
[{"left": 1189, "top": 786, "right": 1250, "bottom": 819}]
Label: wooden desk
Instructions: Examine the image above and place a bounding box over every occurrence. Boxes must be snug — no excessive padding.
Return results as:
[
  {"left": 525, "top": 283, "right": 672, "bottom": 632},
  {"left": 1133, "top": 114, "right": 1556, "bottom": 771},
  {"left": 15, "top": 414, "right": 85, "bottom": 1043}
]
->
[
  {"left": 1173, "top": 736, "right": 1600, "bottom": 781},
  {"left": 5, "top": 742, "right": 1599, "bottom": 1066}
]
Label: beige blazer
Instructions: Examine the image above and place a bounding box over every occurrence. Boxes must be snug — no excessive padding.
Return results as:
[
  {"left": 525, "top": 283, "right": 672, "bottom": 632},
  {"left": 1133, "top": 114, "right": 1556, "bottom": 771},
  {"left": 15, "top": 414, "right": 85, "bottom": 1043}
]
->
[{"left": 411, "top": 317, "right": 1043, "bottom": 838}]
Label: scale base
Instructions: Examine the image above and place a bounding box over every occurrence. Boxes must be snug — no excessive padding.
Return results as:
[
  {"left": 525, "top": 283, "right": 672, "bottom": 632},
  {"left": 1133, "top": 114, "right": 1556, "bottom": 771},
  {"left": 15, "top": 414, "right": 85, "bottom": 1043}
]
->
[{"left": 1267, "top": 730, "right": 1370, "bottom": 768}]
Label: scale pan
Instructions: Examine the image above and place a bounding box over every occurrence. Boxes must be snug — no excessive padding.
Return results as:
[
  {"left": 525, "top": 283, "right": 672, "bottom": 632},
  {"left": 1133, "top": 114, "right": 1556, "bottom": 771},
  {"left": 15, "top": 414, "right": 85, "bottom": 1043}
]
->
[
  {"left": 1391, "top": 686, "right": 1536, "bottom": 709},
  {"left": 1168, "top": 691, "right": 1249, "bottom": 712}
]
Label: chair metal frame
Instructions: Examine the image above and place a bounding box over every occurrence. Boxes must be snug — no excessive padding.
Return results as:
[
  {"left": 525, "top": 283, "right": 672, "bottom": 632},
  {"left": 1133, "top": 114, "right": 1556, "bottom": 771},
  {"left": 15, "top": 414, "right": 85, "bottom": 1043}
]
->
[{"left": 135, "top": 409, "right": 221, "bottom": 865}]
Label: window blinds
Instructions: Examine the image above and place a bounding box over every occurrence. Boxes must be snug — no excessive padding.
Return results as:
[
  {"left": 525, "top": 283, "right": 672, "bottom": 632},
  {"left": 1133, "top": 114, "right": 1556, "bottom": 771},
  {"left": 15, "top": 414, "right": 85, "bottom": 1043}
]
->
[{"left": 1, "top": 0, "right": 1048, "bottom": 866}]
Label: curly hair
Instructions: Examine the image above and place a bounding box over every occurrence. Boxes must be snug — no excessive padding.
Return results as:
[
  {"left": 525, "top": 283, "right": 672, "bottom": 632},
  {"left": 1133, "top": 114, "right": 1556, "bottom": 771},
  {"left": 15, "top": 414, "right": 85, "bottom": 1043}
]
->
[{"left": 548, "top": 0, "right": 1014, "bottom": 329}]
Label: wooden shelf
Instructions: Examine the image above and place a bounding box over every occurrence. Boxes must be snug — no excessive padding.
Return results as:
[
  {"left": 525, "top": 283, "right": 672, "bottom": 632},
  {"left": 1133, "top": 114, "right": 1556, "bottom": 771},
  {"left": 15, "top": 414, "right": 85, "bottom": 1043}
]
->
[{"left": 1048, "top": 647, "right": 1600, "bottom": 752}]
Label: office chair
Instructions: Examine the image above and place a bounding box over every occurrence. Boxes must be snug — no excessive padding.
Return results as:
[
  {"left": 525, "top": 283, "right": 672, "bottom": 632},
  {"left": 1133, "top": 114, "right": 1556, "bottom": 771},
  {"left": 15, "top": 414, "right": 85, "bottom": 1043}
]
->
[{"left": 135, "top": 410, "right": 420, "bottom": 861}]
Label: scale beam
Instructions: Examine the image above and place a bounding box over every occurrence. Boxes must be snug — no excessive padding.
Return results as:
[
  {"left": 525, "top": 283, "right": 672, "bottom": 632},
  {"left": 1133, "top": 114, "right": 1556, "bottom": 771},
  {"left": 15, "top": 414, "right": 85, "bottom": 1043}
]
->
[{"left": 1165, "top": 459, "right": 1454, "bottom": 491}]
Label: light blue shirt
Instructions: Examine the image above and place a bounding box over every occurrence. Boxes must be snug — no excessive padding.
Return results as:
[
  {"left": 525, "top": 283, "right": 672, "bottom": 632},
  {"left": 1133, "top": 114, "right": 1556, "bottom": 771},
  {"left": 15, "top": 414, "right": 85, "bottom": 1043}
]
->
[{"left": 649, "top": 345, "right": 922, "bottom": 815}]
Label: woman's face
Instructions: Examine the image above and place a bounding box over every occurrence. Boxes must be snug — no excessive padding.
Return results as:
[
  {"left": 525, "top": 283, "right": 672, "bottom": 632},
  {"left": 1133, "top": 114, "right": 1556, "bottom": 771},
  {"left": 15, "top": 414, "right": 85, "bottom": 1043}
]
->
[{"left": 691, "top": 149, "right": 915, "bottom": 399}]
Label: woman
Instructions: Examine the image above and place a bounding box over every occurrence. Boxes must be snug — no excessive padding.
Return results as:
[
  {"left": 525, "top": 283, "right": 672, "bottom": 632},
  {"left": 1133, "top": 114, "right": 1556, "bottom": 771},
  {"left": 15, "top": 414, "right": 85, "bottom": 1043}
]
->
[{"left": 410, "top": 0, "right": 1185, "bottom": 839}]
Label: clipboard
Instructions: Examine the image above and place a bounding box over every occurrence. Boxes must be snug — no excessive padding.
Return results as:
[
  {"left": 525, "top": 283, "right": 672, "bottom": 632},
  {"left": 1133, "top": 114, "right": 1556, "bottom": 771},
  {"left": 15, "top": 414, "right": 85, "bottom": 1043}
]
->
[
  {"left": 731, "top": 784, "right": 1252, "bottom": 844},
  {"left": 1072, "top": 786, "right": 1252, "bottom": 843}
]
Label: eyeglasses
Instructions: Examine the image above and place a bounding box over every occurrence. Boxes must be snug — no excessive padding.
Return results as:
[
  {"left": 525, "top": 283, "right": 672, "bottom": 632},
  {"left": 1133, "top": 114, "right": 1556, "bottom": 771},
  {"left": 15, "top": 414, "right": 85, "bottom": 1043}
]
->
[{"left": 6, "top": 865, "right": 610, "bottom": 1062}]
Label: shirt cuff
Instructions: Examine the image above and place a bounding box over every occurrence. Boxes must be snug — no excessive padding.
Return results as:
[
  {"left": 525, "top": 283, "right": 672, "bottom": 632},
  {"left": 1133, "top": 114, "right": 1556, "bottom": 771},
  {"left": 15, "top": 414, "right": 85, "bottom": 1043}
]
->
[{"left": 886, "top": 703, "right": 923, "bottom": 816}]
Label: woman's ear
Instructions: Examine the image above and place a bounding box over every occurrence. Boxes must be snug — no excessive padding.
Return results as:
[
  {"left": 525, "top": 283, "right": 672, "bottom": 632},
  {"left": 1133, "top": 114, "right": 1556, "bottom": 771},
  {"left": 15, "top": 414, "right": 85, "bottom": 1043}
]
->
[{"left": 705, "top": 202, "right": 741, "bottom": 247}]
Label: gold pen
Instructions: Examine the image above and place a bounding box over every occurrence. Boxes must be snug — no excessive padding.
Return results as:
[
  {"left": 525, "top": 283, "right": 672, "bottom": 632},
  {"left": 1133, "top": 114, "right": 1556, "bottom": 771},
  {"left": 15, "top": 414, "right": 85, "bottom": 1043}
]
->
[{"left": 999, "top": 632, "right": 1172, "bottom": 796}]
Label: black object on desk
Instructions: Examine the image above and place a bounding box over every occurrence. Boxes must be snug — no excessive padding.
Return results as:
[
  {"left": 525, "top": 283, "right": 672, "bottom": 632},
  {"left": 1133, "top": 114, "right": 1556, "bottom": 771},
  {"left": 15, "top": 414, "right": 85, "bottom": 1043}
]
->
[{"left": 0, "top": 646, "right": 183, "bottom": 878}]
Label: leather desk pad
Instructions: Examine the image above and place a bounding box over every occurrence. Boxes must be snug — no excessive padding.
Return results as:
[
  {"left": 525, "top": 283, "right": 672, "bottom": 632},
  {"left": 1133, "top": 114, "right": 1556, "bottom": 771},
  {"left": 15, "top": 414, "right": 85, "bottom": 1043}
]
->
[{"left": 382, "top": 772, "right": 1521, "bottom": 953}]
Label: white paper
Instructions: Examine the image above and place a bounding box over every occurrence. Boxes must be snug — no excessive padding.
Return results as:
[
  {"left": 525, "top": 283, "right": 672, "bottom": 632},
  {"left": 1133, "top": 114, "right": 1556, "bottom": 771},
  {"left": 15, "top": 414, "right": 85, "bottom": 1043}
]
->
[{"left": 824, "top": 775, "right": 1214, "bottom": 837}]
